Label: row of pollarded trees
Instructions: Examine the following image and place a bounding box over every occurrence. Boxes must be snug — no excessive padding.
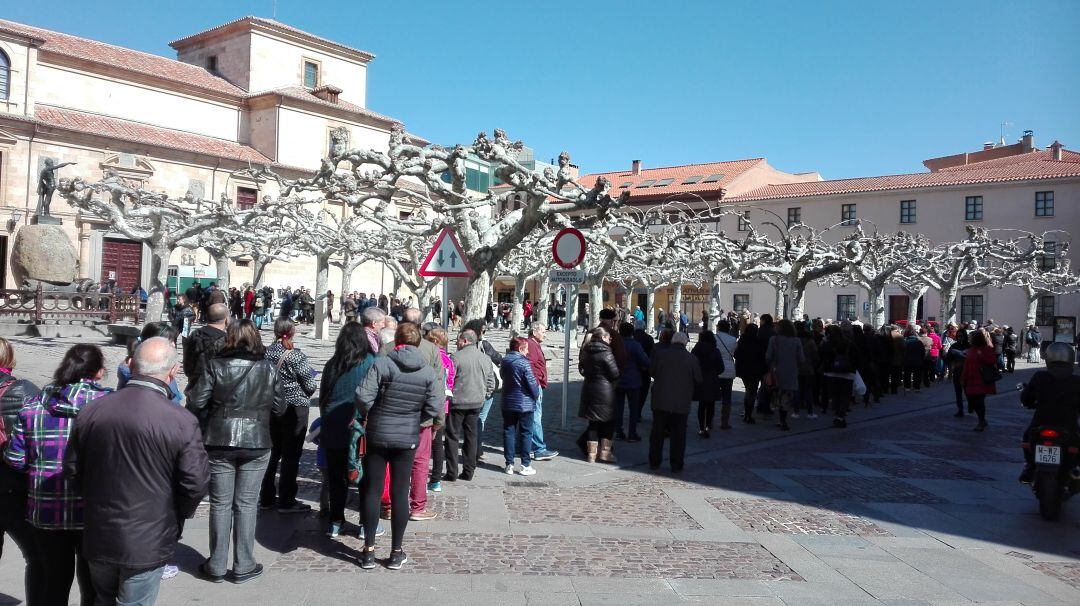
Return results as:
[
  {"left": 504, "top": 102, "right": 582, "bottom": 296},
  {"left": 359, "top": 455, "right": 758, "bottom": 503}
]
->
[{"left": 57, "top": 126, "right": 1079, "bottom": 333}]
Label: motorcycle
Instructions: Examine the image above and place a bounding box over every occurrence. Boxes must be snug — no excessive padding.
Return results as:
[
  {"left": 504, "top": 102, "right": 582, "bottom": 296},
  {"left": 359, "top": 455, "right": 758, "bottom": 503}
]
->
[{"left": 1018, "top": 383, "right": 1080, "bottom": 520}]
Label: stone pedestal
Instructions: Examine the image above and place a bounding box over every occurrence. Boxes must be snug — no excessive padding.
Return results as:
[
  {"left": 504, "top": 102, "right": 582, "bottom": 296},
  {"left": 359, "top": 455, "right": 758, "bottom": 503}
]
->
[
  {"left": 10, "top": 224, "right": 79, "bottom": 287},
  {"left": 30, "top": 214, "right": 63, "bottom": 226}
]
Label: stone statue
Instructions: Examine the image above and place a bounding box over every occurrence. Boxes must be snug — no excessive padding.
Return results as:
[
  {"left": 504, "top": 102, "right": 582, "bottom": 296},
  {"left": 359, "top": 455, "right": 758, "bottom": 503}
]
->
[
  {"left": 328, "top": 126, "right": 350, "bottom": 158},
  {"left": 36, "top": 158, "right": 76, "bottom": 216}
]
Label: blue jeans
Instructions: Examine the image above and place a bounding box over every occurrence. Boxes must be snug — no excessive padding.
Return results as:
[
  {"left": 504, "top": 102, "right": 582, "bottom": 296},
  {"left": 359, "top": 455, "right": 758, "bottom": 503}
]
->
[
  {"left": 207, "top": 449, "right": 270, "bottom": 576},
  {"left": 87, "top": 561, "right": 163, "bottom": 606},
  {"left": 477, "top": 396, "right": 495, "bottom": 431},
  {"left": 503, "top": 410, "right": 535, "bottom": 467},
  {"left": 530, "top": 390, "right": 548, "bottom": 454}
]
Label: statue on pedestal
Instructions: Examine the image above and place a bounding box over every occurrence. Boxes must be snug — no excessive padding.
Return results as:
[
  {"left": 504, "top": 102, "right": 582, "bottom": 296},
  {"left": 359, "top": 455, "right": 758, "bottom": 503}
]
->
[{"left": 36, "top": 159, "right": 76, "bottom": 216}]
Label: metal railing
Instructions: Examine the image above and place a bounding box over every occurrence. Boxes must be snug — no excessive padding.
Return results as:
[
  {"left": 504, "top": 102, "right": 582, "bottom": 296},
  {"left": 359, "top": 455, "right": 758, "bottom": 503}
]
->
[{"left": 0, "top": 285, "right": 141, "bottom": 324}]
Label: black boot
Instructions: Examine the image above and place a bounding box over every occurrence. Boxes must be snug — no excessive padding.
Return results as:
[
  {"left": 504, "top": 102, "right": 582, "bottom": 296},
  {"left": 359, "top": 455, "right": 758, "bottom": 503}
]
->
[
  {"left": 1019, "top": 463, "right": 1035, "bottom": 484},
  {"left": 778, "top": 410, "right": 790, "bottom": 431}
]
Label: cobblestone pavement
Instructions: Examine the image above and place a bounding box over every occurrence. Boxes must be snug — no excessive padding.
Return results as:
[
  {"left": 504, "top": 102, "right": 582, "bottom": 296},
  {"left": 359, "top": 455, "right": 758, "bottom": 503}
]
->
[{"left": 2, "top": 330, "right": 1080, "bottom": 605}]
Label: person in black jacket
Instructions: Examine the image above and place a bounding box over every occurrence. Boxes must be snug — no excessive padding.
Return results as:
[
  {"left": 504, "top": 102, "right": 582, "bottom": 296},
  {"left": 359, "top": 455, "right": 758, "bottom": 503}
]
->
[
  {"left": 182, "top": 303, "right": 228, "bottom": 396},
  {"left": 187, "top": 320, "right": 285, "bottom": 584},
  {"left": 734, "top": 324, "right": 766, "bottom": 424},
  {"left": 1018, "top": 343, "right": 1080, "bottom": 482},
  {"left": 576, "top": 327, "right": 621, "bottom": 463},
  {"left": 355, "top": 323, "right": 441, "bottom": 571},
  {"left": 691, "top": 331, "right": 724, "bottom": 438},
  {"left": 64, "top": 338, "right": 208, "bottom": 603},
  {"left": 0, "top": 338, "right": 42, "bottom": 604},
  {"left": 754, "top": 315, "right": 776, "bottom": 416}
]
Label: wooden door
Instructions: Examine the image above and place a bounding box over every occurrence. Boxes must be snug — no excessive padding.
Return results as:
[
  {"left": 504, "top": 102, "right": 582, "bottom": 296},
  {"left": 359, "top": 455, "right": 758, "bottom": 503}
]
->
[
  {"left": 101, "top": 239, "right": 142, "bottom": 292},
  {"left": 888, "top": 295, "right": 908, "bottom": 325}
]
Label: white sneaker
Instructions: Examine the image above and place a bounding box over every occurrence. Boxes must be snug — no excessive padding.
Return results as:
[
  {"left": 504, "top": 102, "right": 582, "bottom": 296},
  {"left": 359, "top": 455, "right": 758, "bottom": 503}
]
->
[
  {"left": 790, "top": 412, "right": 800, "bottom": 419},
  {"left": 161, "top": 564, "right": 179, "bottom": 580},
  {"left": 518, "top": 465, "right": 536, "bottom": 476},
  {"left": 808, "top": 412, "right": 818, "bottom": 419},
  {"left": 505, "top": 464, "right": 515, "bottom": 475}
]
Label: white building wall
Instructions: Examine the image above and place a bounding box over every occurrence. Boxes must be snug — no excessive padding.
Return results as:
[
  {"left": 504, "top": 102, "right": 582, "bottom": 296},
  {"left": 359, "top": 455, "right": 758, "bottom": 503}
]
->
[
  {"left": 248, "top": 32, "right": 367, "bottom": 106},
  {"left": 275, "top": 106, "right": 389, "bottom": 170}
]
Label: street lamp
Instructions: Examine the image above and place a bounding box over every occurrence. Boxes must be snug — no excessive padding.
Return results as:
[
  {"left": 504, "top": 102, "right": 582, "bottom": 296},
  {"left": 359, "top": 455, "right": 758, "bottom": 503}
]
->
[{"left": 7, "top": 209, "right": 24, "bottom": 231}]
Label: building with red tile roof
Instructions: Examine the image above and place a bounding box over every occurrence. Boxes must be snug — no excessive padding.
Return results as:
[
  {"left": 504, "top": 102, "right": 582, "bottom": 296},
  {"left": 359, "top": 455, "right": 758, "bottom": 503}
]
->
[{"left": 0, "top": 16, "right": 418, "bottom": 294}]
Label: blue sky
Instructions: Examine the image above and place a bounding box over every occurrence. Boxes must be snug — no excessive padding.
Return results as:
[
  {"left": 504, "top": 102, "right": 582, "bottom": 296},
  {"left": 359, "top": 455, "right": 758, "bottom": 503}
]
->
[{"left": 6, "top": 1, "right": 1078, "bottom": 179}]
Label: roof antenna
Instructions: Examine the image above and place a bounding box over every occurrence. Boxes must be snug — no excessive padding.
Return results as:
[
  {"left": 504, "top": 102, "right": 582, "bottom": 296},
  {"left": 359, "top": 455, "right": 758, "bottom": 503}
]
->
[
  {"left": 999, "top": 121, "right": 1013, "bottom": 147},
  {"left": 272, "top": 0, "right": 277, "bottom": 19}
]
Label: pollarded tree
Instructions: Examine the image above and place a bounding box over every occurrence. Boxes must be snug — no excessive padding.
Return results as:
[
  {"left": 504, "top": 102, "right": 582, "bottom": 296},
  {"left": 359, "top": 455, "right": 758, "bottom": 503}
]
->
[
  {"left": 261, "top": 126, "right": 627, "bottom": 322},
  {"left": 57, "top": 172, "right": 296, "bottom": 320},
  {"left": 826, "top": 229, "right": 932, "bottom": 326},
  {"left": 496, "top": 229, "right": 554, "bottom": 335}
]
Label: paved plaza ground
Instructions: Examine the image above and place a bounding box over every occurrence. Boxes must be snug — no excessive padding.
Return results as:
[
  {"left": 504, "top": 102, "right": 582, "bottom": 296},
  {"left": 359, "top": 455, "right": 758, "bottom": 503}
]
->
[{"left": 2, "top": 325, "right": 1080, "bottom": 605}]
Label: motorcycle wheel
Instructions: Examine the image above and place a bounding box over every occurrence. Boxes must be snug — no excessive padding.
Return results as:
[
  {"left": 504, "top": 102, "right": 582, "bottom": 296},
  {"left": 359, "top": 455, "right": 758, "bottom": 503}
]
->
[{"left": 1036, "top": 472, "right": 1062, "bottom": 521}]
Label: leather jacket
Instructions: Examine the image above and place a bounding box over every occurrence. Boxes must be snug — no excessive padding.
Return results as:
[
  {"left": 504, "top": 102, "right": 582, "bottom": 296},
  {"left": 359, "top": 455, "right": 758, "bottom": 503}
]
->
[
  {"left": 0, "top": 371, "right": 39, "bottom": 496},
  {"left": 186, "top": 348, "right": 286, "bottom": 449}
]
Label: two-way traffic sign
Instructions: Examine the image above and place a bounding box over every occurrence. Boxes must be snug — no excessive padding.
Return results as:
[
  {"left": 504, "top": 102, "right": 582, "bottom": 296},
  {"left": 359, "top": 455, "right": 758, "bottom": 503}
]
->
[{"left": 418, "top": 227, "right": 473, "bottom": 277}]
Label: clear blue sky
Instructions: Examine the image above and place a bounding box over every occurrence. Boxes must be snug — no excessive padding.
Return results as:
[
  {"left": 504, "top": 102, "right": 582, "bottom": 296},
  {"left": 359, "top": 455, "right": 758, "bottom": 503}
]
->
[{"left": 6, "top": 1, "right": 1078, "bottom": 179}]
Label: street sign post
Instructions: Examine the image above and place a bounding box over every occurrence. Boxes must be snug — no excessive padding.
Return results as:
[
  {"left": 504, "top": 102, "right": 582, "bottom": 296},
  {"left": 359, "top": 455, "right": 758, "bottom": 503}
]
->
[
  {"left": 419, "top": 227, "right": 472, "bottom": 329},
  {"left": 551, "top": 228, "right": 587, "bottom": 429}
]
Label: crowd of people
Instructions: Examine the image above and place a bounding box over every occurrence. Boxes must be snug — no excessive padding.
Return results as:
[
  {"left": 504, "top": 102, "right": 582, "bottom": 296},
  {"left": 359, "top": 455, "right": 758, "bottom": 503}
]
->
[{"left": 0, "top": 283, "right": 1061, "bottom": 603}]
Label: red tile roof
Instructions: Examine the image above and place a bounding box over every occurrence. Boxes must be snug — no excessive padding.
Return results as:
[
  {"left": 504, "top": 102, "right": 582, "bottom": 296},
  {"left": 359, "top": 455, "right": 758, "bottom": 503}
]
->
[
  {"left": 248, "top": 86, "right": 398, "bottom": 124},
  {"left": 34, "top": 105, "right": 274, "bottom": 165},
  {"left": 170, "top": 17, "right": 374, "bottom": 63},
  {"left": 577, "top": 159, "right": 765, "bottom": 202},
  {"left": 727, "top": 149, "right": 1080, "bottom": 202},
  {"left": 0, "top": 19, "right": 245, "bottom": 97}
]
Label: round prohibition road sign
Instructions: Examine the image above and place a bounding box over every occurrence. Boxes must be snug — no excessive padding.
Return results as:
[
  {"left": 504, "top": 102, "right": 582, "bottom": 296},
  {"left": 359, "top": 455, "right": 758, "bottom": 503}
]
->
[{"left": 552, "top": 227, "right": 587, "bottom": 269}]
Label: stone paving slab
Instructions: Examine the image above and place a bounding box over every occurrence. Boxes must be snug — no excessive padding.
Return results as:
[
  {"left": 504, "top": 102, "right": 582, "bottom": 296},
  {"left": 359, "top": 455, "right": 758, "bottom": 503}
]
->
[
  {"left": 790, "top": 475, "right": 949, "bottom": 504},
  {"left": 504, "top": 485, "right": 700, "bottom": 529},
  {"left": 709, "top": 497, "right": 893, "bottom": 536}
]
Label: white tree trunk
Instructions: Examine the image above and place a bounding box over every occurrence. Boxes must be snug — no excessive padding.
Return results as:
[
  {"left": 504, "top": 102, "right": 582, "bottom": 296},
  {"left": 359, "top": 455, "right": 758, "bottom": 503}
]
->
[
  {"left": 866, "top": 283, "right": 886, "bottom": 327},
  {"left": 536, "top": 273, "right": 551, "bottom": 328},
  {"left": 314, "top": 252, "right": 330, "bottom": 341},
  {"left": 463, "top": 271, "right": 490, "bottom": 323},
  {"left": 709, "top": 273, "right": 722, "bottom": 324},
  {"left": 511, "top": 274, "right": 527, "bottom": 336},
  {"left": 588, "top": 280, "right": 602, "bottom": 329},
  {"left": 145, "top": 241, "right": 172, "bottom": 322},
  {"left": 774, "top": 285, "right": 785, "bottom": 320},
  {"left": 214, "top": 254, "right": 231, "bottom": 291},
  {"left": 340, "top": 258, "right": 361, "bottom": 298},
  {"left": 252, "top": 257, "right": 270, "bottom": 290},
  {"left": 645, "top": 285, "right": 658, "bottom": 333},
  {"left": 787, "top": 284, "right": 806, "bottom": 321},
  {"left": 1024, "top": 285, "right": 1039, "bottom": 328},
  {"left": 939, "top": 283, "right": 960, "bottom": 326},
  {"left": 905, "top": 286, "right": 929, "bottom": 325},
  {"left": 673, "top": 280, "right": 683, "bottom": 318}
]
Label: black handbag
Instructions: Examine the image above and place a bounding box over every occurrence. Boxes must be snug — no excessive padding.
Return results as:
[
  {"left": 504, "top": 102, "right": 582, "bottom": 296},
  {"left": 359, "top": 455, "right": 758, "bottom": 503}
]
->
[{"left": 979, "top": 362, "right": 1002, "bottom": 385}]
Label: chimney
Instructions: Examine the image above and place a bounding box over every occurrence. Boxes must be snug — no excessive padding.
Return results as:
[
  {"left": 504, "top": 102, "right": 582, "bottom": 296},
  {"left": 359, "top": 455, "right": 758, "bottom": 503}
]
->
[
  {"left": 983, "top": 142, "right": 995, "bottom": 150},
  {"left": 1021, "top": 130, "right": 1034, "bottom": 152},
  {"left": 631, "top": 159, "right": 642, "bottom": 176},
  {"left": 1049, "top": 140, "right": 1064, "bottom": 161},
  {"left": 312, "top": 84, "right": 342, "bottom": 104}
]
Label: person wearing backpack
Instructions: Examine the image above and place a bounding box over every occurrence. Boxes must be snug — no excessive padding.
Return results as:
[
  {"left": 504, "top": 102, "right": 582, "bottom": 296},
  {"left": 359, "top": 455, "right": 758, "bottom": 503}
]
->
[
  {"left": 183, "top": 303, "right": 229, "bottom": 397},
  {"left": 0, "top": 338, "right": 43, "bottom": 605}
]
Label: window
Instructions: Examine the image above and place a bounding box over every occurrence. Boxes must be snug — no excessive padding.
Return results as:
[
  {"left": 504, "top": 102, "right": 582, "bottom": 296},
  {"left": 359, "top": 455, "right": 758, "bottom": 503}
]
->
[
  {"left": 681, "top": 175, "right": 703, "bottom": 184},
  {"left": 787, "top": 207, "right": 801, "bottom": 227},
  {"left": 1036, "top": 296, "right": 1055, "bottom": 326},
  {"left": 303, "top": 60, "right": 320, "bottom": 88},
  {"left": 0, "top": 50, "right": 9, "bottom": 100},
  {"left": 960, "top": 295, "right": 984, "bottom": 326},
  {"left": 464, "top": 167, "right": 490, "bottom": 192},
  {"left": 634, "top": 179, "right": 656, "bottom": 188},
  {"left": 618, "top": 181, "right": 633, "bottom": 188},
  {"left": 965, "top": 195, "right": 983, "bottom": 221},
  {"left": 841, "top": 203, "right": 857, "bottom": 226},
  {"left": 1039, "top": 241, "right": 1057, "bottom": 271},
  {"left": 653, "top": 178, "right": 674, "bottom": 187},
  {"left": 235, "top": 259, "right": 251, "bottom": 267},
  {"left": 1035, "top": 191, "right": 1054, "bottom": 217},
  {"left": 900, "top": 199, "right": 916, "bottom": 224},
  {"left": 836, "top": 295, "right": 857, "bottom": 321},
  {"left": 206, "top": 55, "right": 218, "bottom": 73},
  {"left": 733, "top": 294, "right": 750, "bottom": 312},
  {"left": 737, "top": 210, "right": 751, "bottom": 232},
  {"left": 398, "top": 211, "right": 412, "bottom": 220},
  {"left": 236, "top": 186, "right": 257, "bottom": 210},
  {"left": 702, "top": 173, "right": 725, "bottom": 183}
]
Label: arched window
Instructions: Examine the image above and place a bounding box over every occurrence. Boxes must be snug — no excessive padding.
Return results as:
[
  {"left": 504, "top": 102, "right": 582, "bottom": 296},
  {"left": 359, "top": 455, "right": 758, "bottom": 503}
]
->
[{"left": 0, "top": 50, "right": 9, "bottom": 100}]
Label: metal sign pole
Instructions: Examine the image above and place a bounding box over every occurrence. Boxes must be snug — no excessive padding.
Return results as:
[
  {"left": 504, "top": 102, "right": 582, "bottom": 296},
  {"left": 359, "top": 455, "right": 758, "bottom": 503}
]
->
[
  {"left": 562, "top": 289, "right": 573, "bottom": 429},
  {"left": 441, "top": 278, "right": 448, "bottom": 329}
]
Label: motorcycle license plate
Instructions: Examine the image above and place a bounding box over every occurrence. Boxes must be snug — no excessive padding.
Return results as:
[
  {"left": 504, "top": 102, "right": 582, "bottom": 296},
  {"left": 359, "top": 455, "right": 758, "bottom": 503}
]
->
[{"left": 1035, "top": 445, "right": 1061, "bottom": 465}]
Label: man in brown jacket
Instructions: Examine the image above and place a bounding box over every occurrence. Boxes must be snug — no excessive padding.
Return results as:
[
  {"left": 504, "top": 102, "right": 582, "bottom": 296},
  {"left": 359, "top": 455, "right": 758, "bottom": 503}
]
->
[{"left": 65, "top": 338, "right": 208, "bottom": 603}]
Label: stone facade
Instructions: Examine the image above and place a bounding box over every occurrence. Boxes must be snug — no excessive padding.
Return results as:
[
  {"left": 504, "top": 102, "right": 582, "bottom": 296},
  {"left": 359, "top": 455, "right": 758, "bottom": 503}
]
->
[{"left": 0, "top": 16, "right": 407, "bottom": 297}]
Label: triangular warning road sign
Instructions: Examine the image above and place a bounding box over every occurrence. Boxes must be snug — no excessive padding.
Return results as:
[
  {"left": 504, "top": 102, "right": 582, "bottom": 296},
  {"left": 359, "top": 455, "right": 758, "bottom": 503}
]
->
[{"left": 418, "top": 227, "right": 473, "bottom": 277}]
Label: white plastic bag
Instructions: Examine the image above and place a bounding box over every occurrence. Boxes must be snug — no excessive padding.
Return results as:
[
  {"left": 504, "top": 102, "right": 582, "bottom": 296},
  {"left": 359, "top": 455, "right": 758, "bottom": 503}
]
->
[{"left": 852, "top": 370, "right": 867, "bottom": 396}]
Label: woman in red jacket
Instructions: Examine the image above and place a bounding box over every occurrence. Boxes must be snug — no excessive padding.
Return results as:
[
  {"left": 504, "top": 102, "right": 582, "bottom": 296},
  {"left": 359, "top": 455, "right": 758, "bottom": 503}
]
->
[
  {"left": 243, "top": 286, "right": 256, "bottom": 319},
  {"left": 961, "top": 328, "right": 997, "bottom": 432}
]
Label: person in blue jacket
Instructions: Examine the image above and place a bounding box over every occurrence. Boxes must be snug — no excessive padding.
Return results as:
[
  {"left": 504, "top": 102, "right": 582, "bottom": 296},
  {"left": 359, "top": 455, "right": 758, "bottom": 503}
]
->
[{"left": 500, "top": 337, "right": 540, "bottom": 476}]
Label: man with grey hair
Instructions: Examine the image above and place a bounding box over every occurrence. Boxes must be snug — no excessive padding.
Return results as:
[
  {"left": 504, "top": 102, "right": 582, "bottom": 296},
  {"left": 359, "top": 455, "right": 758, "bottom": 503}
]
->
[
  {"left": 65, "top": 338, "right": 208, "bottom": 604},
  {"left": 446, "top": 329, "right": 496, "bottom": 481},
  {"left": 362, "top": 306, "right": 387, "bottom": 352},
  {"left": 183, "top": 303, "right": 228, "bottom": 395}
]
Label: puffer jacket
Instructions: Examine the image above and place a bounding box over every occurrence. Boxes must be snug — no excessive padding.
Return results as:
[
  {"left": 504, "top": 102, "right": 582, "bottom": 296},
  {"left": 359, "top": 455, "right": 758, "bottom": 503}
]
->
[
  {"left": 356, "top": 345, "right": 441, "bottom": 450},
  {"left": 691, "top": 341, "right": 723, "bottom": 402},
  {"left": 265, "top": 342, "right": 318, "bottom": 407},
  {"left": 5, "top": 380, "right": 111, "bottom": 529},
  {"left": 187, "top": 348, "right": 286, "bottom": 449},
  {"left": 0, "top": 372, "right": 39, "bottom": 498},
  {"left": 578, "top": 339, "right": 620, "bottom": 422},
  {"left": 500, "top": 351, "right": 540, "bottom": 413}
]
